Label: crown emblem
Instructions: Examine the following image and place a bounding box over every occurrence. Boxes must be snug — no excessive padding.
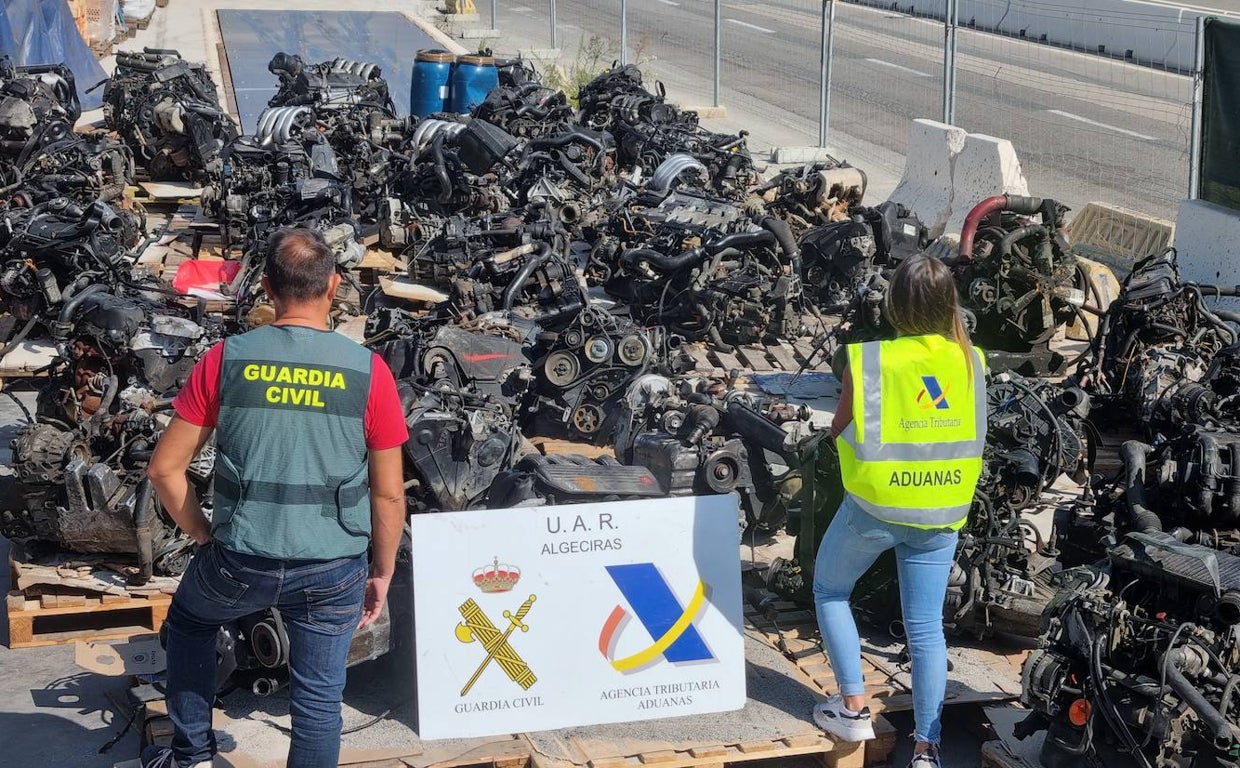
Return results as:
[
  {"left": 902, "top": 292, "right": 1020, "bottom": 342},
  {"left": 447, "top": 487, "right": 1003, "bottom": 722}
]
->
[{"left": 473, "top": 557, "right": 521, "bottom": 593}]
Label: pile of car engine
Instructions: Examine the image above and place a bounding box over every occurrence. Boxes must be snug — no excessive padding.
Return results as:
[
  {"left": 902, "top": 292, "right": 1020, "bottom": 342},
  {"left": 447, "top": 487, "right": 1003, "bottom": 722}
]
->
[{"left": 3, "top": 47, "right": 1239, "bottom": 756}]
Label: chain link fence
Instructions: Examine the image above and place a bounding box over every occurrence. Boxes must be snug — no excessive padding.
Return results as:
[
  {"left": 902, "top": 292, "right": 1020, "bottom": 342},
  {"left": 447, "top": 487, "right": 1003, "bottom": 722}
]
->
[
  {"left": 492, "top": 0, "right": 1202, "bottom": 215},
  {"left": 949, "top": 0, "right": 1195, "bottom": 217}
]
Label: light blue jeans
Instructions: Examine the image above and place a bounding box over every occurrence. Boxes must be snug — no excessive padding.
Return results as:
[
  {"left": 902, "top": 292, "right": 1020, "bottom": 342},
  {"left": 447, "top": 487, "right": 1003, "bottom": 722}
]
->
[{"left": 812, "top": 495, "right": 958, "bottom": 745}]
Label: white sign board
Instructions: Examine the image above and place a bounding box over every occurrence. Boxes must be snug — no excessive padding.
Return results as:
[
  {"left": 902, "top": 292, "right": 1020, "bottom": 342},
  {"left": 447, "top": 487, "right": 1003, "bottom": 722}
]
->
[{"left": 410, "top": 495, "right": 746, "bottom": 739}]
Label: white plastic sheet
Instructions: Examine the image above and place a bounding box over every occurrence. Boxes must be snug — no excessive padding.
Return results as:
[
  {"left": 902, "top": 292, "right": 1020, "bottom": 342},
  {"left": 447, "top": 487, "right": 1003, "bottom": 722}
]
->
[{"left": 122, "top": 0, "right": 155, "bottom": 22}]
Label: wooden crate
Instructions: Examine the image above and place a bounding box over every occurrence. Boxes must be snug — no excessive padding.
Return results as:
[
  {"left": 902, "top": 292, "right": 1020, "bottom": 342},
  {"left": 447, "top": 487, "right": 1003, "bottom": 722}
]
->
[{"left": 6, "top": 590, "right": 171, "bottom": 649}]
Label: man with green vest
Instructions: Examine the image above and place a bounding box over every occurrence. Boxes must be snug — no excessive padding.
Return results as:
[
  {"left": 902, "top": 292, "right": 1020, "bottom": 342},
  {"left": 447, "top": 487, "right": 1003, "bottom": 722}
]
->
[
  {"left": 144, "top": 227, "right": 409, "bottom": 768},
  {"left": 809, "top": 255, "right": 986, "bottom": 768}
]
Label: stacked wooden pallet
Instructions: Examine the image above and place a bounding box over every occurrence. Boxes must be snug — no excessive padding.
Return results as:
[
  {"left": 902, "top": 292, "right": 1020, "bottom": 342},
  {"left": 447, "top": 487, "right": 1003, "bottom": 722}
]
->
[
  {"left": 5, "top": 550, "right": 177, "bottom": 649},
  {"left": 680, "top": 338, "right": 830, "bottom": 377},
  {"left": 6, "top": 589, "right": 170, "bottom": 649}
]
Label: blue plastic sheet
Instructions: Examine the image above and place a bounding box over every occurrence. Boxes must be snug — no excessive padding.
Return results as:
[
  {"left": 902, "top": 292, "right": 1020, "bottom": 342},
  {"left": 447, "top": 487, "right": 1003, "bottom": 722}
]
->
[
  {"left": 0, "top": 5, "right": 18, "bottom": 60},
  {"left": 3, "top": 0, "right": 107, "bottom": 110}
]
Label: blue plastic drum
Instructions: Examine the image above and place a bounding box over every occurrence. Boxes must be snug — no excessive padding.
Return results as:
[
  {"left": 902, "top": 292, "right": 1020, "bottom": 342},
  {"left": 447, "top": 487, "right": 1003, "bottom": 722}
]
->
[
  {"left": 449, "top": 54, "right": 499, "bottom": 114},
  {"left": 409, "top": 49, "right": 455, "bottom": 118}
]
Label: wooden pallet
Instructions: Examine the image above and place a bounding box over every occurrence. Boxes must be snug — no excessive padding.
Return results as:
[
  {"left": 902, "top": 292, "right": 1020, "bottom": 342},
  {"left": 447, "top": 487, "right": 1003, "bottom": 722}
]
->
[
  {"left": 681, "top": 339, "right": 830, "bottom": 377},
  {"left": 5, "top": 589, "right": 171, "bottom": 649},
  {"left": 132, "top": 181, "right": 203, "bottom": 207},
  {"left": 745, "top": 601, "right": 913, "bottom": 715},
  {"left": 8, "top": 550, "right": 180, "bottom": 598},
  {"left": 141, "top": 695, "right": 534, "bottom": 768},
  {"left": 745, "top": 599, "right": 1023, "bottom": 715},
  {"left": 0, "top": 337, "right": 57, "bottom": 378},
  {"left": 561, "top": 731, "right": 870, "bottom": 768}
]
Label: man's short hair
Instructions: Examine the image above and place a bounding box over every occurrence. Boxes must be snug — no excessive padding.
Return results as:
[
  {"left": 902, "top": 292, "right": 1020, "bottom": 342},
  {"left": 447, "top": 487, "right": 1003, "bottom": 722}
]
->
[{"left": 264, "top": 227, "right": 336, "bottom": 302}]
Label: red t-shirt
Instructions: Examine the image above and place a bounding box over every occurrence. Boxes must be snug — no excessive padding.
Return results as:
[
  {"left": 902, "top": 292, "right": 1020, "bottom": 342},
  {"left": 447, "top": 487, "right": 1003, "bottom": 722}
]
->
[{"left": 172, "top": 340, "right": 409, "bottom": 451}]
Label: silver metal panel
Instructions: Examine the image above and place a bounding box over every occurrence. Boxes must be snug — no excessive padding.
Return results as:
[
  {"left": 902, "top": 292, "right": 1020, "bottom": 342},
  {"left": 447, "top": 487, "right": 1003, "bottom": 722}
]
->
[{"left": 217, "top": 10, "right": 436, "bottom": 131}]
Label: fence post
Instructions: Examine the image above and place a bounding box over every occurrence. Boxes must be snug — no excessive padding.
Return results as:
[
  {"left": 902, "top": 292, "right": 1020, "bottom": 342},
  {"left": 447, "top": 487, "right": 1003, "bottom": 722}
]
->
[
  {"left": 942, "top": 0, "right": 957, "bottom": 124},
  {"left": 621, "top": 0, "right": 629, "bottom": 65},
  {"left": 550, "top": 0, "right": 558, "bottom": 49},
  {"left": 1189, "top": 14, "right": 1206, "bottom": 200},
  {"left": 713, "top": 0, "right": 721, "bottom": 107},
  {"left": 818, "top": 0, "right": 835, "bottom": 147}
]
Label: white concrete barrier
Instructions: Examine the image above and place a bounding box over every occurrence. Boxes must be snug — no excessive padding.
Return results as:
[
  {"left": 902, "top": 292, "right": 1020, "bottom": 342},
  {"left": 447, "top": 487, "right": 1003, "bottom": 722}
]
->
[
  {"left": 885, "top": 123, "right": 1029, "bottom": 240},
  {"left": 886, "top": 119, "right": 966, "bottom": 240},
  {"left": 943, "top": 133, "right": 1030, "bottom": 236},
  {"left": 852, "top": 0, "right": 1207, "bottom": 72},
  {"left": 1172, "top": 199, "right": 1240, "bottom": 310}
]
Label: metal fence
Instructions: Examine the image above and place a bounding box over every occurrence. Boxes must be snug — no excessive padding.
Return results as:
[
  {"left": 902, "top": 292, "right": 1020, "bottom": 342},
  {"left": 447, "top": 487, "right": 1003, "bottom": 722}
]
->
[{"left": 487, "top": 0, "right": 1203, "bottom": 217}]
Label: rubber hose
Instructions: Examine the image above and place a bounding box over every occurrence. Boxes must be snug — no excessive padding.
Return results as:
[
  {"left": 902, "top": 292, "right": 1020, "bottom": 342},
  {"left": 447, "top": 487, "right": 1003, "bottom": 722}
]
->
[
  {"left": 725, "top": 400, "right": 792, "bottom": 456},
  {"left": 1214, "top": 309, "right": 1240, "bottom": 326},
  {"left": 530, "top": 128, "right": 606, "bottom": 152},
  {"left": 1003, "top": 447, "right": 1042, "bottom": 490},
  {"left": 1120, "top": 440, "right": 1162, "bottom": 532},
  {"left": 57, "top": 283, "right": 107, "bottom": 324},
  {"left": 501, "top": 245, "right": 551, "bottom": 310},
  {"left": 131, "top": 479, "right": 155, "bottom": 586},
  {"left": 1225, "top": 442, "right": 1240, "bottom": 526},
  {"left": 759, "top": 216, "right": 801, "bottom": 273},
  {"left": 1198, "top": 431, "right": 1222, "bottom": 517},
  {"left": 997, "top": 224, "right": 1049, "bottom": 261},
  {"left": 1217, "top": 591, "right": 1240, "bottom": 626},
  {"left": 89, "top": 374, "right": 119, "bottom": 434},
  {"left": 958, "top": 195, "right": 1047, "bottom": 260},
  {"left": 705, "top": 229, "right": 776, "bottom": 255},
  {"left": 622, "top": 247, "right": 708, "bottom": 273},
  {"left": 1164, "top": 649, "right": 1234, "bottom": 744},
  {"left": 431, "top": 134, "right": 453, "bottom": 204},
  {"left": 529, "top": 298, "right": 584, "bottom": 326},
  {"left": 685, "top": 404, "right": 721, "bottom": 446}
]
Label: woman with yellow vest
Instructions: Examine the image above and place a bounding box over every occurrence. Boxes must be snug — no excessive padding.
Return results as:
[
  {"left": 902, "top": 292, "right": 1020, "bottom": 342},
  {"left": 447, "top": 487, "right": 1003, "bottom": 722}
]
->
[{"left": 810, "top": 255, "right": 986, "bottom": 768}]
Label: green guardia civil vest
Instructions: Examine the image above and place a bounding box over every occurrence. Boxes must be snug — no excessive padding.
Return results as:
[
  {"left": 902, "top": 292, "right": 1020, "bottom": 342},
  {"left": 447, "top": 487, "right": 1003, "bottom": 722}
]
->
[
  {"left": 836, "top": 334, "right": 987, "bottom": 530},
  {"left": 212, "top": 324, "right": 374, "bottom": 560}
]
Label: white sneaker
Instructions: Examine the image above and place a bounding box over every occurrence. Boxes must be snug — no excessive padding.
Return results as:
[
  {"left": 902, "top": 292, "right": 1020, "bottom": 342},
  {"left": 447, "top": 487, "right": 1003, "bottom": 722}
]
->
[
  {"left": 811, "top": 695, "right": 876, "bottom": 741},
  {"left": 909, "top": 748, "right": 942, "bottom": 767}
]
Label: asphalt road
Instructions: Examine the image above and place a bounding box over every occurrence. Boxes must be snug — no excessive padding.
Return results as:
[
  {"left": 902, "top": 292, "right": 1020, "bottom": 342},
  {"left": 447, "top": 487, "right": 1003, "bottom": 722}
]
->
[{"left": 500, "top": 0, "right": 1198, "bottom": 216}]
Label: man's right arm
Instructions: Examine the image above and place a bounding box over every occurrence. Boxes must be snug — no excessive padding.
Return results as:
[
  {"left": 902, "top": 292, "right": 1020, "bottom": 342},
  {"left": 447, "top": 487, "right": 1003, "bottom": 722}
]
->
[
  {"left": 360, "top": 355, "right": 409, "bottom": 628},
  {"left": 361, "top": 446, "right": 405, "bottom": 628}
]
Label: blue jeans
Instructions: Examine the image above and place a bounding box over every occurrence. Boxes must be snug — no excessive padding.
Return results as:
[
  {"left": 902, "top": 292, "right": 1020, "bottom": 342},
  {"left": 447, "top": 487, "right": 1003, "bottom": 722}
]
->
[
  {"left": 812, "top": 496, "right": 958, "bottom": 745},
  {"left": 164, "top": 542, "right": 367, "bottom": 767}
]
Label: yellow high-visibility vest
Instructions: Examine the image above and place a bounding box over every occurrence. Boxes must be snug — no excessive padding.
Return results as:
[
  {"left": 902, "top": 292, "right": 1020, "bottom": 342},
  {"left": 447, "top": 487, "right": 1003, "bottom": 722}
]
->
[{"left": 836, "top": 334, "right": 987, "bottom": 530}]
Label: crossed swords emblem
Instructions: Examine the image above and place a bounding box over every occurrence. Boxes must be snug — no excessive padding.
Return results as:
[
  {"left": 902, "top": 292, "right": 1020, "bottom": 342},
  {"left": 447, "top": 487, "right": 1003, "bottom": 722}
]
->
[{"left": 455, "top": 594, "right": 537, "bottom": 696}]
